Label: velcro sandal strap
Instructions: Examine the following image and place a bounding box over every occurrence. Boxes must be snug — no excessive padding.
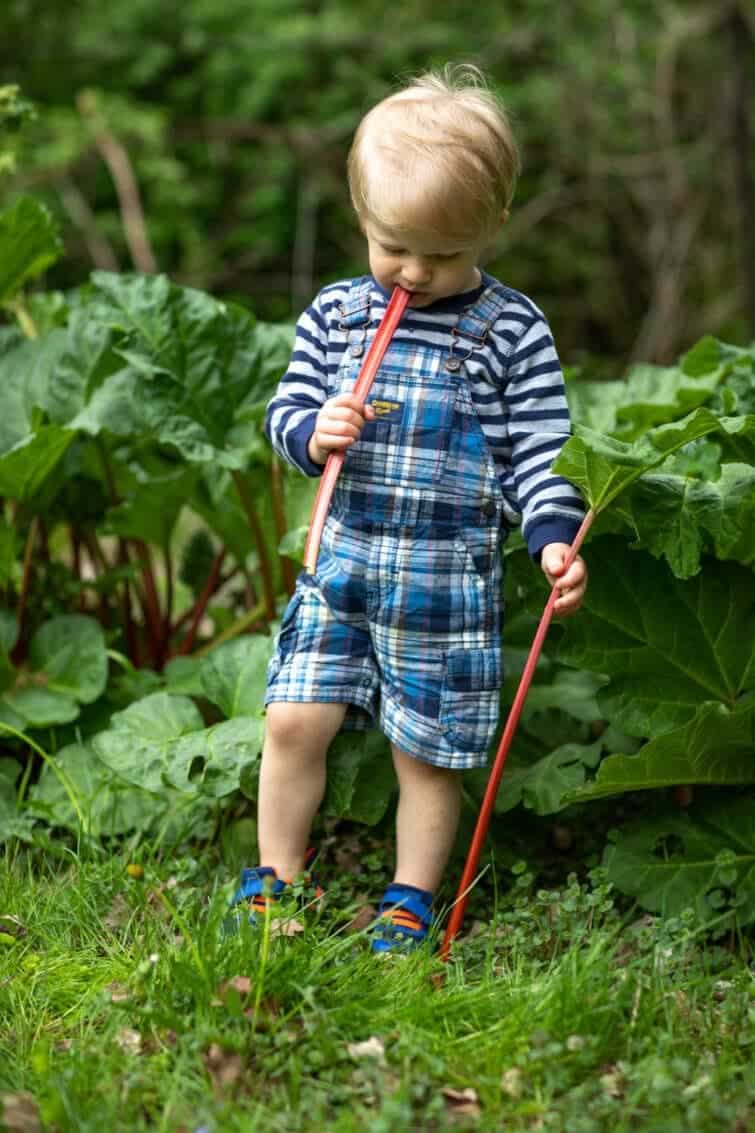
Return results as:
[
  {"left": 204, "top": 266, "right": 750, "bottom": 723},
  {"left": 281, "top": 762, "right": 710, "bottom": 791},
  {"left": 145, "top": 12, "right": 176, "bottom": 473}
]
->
[
  {"left": 378, "top": 883, "right": 433, "bottom": 927},
  {"left": 231, "top": 866, "right": 286, "bottom": 907}
]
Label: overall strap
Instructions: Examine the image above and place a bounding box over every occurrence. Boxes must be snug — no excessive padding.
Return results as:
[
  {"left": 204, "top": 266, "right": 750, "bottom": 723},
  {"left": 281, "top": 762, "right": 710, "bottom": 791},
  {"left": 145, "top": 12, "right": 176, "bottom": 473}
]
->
[
  {"left": 455, "top": 283, "right": 512, "bottom": 344},
  {"left": 445, "top": 282, "right": 513, "bottom": 372},
  {"left": 337, "top": 277, "right": 373, "bottom": 328}
]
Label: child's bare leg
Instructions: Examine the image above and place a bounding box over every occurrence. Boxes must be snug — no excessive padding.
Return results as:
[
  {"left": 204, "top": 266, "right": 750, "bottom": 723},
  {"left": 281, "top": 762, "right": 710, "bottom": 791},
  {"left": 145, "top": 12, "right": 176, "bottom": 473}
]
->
[
  {"left": 391, "top": 745, "right": 462, "bottom": 893},
  {"left": 258, "top": 702, "right": 346, "bottom": 880}
]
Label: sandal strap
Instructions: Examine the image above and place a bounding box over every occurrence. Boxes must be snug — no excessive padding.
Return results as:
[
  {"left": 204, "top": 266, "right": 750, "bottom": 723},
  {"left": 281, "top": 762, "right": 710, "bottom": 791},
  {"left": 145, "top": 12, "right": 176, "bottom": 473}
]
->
[
  {"left": 378, "top": 883, "right": 433, "bottom": 927},
  {"left": 231, "top": 866, "right": 287, "bottom": 907}
]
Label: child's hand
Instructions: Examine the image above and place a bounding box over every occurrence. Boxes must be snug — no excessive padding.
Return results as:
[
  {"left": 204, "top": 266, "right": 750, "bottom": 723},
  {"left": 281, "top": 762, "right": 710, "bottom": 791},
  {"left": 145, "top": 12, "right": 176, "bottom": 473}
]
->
[
  {"left": 308, "top": 393, "right": 376, "bottom": 466},
  {"left": 540, "top": 543, "right": 588, "bottom": 617}
]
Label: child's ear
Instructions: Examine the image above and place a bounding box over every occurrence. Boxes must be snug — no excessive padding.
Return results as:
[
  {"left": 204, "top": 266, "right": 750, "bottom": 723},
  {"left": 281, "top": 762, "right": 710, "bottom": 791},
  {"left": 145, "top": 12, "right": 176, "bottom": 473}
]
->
[{"left": 499, "top": 208, "right": 510, "bottom": 226}]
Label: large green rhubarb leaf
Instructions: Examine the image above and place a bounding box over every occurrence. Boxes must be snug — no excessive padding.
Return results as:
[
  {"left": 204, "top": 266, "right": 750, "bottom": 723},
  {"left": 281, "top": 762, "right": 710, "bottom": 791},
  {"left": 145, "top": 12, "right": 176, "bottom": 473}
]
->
[
  {"left": 30, "top": 742, "right": 164, "bottom": 835},
  {"left": 615, "top": 463, "right": 755, "bottom": 577},
  {"left": 70, "top": 273, "right": 290, "bottom": 467},
  {"left": 564, "top": 696, "right": 755, "bottom": 801},
  {"left": 603, "top": 795, "right": 755, "bottom": 924},
  {"left": 199, "top": 635, "right": 273, "bottom": 719},
  {"left": 323, "top": 730, "right": 395, "bottom": 825},
  {"left": 92, "top": 691, "right": 262, "bottom": 797},
  {"left": 0, "top": 335, "right": 75, "bottom": 499},
  {"left": 0, "top": 615, "right": 108, "bottom": 728},
  {"left": 495, "top": 740, "right": 604, "bottom": 815},
  {"left": 554, "top": 410, "right": 754, "bottom": 513},
  {"left": 557, "top": 536, "right": 754, "bottom": 738}
]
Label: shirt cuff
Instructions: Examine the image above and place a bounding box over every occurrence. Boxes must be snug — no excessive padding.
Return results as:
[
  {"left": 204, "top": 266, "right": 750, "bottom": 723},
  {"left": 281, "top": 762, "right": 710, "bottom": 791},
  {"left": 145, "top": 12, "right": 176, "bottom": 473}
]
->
[
  {"left": 287, "top": 414, "right": 325, "bottom": 477},
  {"left": 527, "top": 517, "right": 583, "bottom": 561}
]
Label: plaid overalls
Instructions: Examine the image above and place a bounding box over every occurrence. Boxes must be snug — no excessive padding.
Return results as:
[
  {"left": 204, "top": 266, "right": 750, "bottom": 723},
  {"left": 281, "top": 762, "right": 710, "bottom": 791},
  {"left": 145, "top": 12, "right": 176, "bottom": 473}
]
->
[{"left": 265, "top": 279, "right": 511, "bottom": 769}]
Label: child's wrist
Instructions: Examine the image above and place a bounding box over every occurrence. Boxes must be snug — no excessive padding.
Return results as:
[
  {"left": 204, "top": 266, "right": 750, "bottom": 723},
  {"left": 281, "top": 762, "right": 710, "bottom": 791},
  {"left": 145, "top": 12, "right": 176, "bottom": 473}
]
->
[{"left": 307, "top": 434, "right": 327, "bottom": 466}]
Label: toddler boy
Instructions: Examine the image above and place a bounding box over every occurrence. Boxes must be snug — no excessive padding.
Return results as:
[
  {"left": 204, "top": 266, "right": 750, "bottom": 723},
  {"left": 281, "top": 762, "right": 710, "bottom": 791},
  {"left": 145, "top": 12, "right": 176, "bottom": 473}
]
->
[{"left": 234, "top": 66, "right": 587, "bottom": 952}]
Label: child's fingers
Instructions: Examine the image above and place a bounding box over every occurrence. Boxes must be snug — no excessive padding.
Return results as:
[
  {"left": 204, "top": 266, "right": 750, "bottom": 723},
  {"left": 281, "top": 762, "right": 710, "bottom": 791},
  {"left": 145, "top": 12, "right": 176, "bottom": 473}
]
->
[{"left": 556, "top": 559, "right": 587, "bottom": 591}]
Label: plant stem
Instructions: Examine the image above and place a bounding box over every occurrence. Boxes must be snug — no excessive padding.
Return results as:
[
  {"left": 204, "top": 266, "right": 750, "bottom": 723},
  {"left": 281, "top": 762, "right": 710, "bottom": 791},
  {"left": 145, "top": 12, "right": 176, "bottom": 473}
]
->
[
  {"left": 133, "top": 538, "right": 163, "bottom": 665},
  {"left": 12, "top": 516, "right": 38, "bottom": 663},
  {"left": 231, "top": 469, "right": 276, "bottom": 620},
  {"left": 160, "top": 540, "right": 174, "bottom": 667},
  {"left": 7, "top": 297, "right": 39, "bottom": 340},
  {"left": 192, "top": 598, "right": 266, "bottom": 659},
  {"left": 175, "top": 547, "right": 227, "bottom": 656},
  {"left": 0, "top": 722, "right": 85, "bottom": 829},
  {"left": 271, "top": 456, "right": 295, "bottom": 596},
  {"left": 170, "top": 564, "right": 240, "bottom": 637}
]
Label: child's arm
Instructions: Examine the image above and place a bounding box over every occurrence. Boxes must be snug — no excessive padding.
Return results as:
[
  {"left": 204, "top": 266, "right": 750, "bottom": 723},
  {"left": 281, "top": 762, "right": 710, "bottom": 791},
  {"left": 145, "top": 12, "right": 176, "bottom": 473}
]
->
[
  {"left": 539, "top": 542, "right": 588, "bottom": 617},
  {"left": 264, "top": 297, "right": 332, "bottom": 476},
  {"left": 501, "top": 306, "right": 586, "bottom": 556}
]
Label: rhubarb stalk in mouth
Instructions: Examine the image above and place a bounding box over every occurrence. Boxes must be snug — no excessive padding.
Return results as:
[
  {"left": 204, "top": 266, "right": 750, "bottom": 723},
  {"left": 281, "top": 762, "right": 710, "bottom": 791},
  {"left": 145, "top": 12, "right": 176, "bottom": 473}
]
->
[{"left": 302, "top": 285, "right": 411, "bottom": 575}]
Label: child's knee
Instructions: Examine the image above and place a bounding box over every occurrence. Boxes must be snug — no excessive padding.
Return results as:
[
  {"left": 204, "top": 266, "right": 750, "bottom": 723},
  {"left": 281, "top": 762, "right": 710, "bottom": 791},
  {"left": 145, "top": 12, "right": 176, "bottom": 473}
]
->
[{"left": 264, "top": 701, "right": 346, "bottom": 753}]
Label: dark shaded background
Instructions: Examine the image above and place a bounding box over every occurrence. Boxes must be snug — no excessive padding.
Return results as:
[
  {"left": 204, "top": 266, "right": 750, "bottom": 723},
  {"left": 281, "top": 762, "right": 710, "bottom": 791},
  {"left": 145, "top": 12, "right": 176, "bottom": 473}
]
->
[{"left": 2, "top": 0, "right": 753, "bottom": 368}]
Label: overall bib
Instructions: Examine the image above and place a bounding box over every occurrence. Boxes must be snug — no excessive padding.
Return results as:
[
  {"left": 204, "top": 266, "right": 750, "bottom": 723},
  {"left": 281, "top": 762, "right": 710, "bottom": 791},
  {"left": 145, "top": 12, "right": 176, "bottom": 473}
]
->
[{"left": 265, "top": 278, "right": 511, "bottom": 769}]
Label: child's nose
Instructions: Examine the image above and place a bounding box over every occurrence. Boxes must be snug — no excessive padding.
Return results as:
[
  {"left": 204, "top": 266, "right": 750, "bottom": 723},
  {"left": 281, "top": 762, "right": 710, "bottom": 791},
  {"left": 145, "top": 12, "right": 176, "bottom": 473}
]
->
[{"left": 401, "top": 256, "right": 432, "bottom": 285}]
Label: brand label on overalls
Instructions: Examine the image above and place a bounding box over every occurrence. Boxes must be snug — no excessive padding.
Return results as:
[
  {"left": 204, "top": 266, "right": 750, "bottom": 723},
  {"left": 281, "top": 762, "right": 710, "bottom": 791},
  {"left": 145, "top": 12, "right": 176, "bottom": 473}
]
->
[{"left": 369, "top": 399, "right": 404, "bottom": 423}]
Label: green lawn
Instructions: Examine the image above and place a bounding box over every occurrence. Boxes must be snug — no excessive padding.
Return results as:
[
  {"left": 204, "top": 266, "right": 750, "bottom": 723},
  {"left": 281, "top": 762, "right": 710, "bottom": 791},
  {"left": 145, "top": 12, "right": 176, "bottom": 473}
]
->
[{"left": 0, "top": 847, "right": 752, "bottom": 1132}]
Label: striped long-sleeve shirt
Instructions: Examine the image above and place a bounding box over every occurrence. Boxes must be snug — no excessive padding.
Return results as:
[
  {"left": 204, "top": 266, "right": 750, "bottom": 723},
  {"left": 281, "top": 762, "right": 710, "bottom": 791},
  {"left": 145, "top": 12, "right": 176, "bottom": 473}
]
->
[{"left": 264, "top": 273, "right": 585, "bottom": 557}]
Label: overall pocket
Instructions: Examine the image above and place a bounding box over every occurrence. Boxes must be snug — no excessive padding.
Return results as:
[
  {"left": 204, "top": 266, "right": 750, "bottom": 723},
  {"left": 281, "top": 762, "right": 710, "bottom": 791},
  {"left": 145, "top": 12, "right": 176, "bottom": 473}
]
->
[
  {"left": 335, "top": 343, "right": 456, "bottom": 488},
  {"left": 440, "top": 645, "right": 502, "bottom": 753}
]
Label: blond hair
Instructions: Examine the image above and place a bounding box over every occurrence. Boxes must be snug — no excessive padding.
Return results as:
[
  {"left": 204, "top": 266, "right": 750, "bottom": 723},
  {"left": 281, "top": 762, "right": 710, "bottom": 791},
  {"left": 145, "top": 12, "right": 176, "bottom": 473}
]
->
[{"left": 348, "top": 64, "right": 520, "bottom": 243}]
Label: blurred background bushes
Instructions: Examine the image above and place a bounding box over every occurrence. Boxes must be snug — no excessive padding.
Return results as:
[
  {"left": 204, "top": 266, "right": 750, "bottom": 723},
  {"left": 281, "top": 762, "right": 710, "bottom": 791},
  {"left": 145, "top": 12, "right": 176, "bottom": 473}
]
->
[{"left": 1, "top": 0, "right": 753, "bottom": 368}]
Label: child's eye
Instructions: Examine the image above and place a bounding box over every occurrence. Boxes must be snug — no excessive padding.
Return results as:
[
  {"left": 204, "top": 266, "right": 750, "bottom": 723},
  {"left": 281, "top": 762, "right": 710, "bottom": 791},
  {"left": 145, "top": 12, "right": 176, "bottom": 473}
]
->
[
  {"left": 434, "top": 251, "right": 460, "bottom": 260},
  {"left": 382, "top": 245, "right": 405, "bottom": 255}
]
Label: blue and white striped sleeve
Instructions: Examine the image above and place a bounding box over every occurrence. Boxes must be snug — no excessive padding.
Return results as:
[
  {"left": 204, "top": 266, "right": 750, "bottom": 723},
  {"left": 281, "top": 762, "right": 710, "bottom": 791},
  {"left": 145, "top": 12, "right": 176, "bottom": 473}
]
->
[
  {"left": 264, "top": 296, "right": 330, "bottom": 477},
  {"left": 505, "top": 314, "right": 585, "bottom": 557}
]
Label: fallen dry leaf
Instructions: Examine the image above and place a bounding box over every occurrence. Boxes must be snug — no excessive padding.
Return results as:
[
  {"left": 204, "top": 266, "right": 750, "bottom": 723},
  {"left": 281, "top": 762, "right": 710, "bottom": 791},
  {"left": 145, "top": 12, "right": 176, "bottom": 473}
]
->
[
  {"left": 345, "top": 904, "right": 378, "bottom": 935},
  {"left": 115, "top": 1027, "right": 142, "bottom": 1055},
  {"left": 1, "top": 1092, "right": 41, "bottom": 1133},
  {"left": 501, "top": 1067, "right": 523, "bottom": 1098},
  {"left": 441, "top": 1086, "right": 481, "bottom": 1119},
  {"left": 218, "top": 975, "right": 253, "bottom": 998},
  {"left": 347, "top": 1036, "right": 387, "bottom": 1065},
  {"left": 107, "top": 981, "right": 130, "bottom": 1004},
  {"left": 269, "top": 917, "right": 304, "bottom": 938},
  {"left": 599, "top": 1064, "right": 624, "bottom": 1098},
  {"left": 204, "top": 1043, "right": 245, "bottom": 1090}
]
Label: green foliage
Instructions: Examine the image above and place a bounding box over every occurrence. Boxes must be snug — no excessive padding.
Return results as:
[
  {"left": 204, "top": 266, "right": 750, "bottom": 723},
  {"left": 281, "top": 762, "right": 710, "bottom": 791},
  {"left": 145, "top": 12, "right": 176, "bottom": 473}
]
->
[
  {"left": 0, "top": 187, "right": 753, "bottom": 930},
  {"left": 179, "top": 529, "right": 217, "bottom": 596},
  {"left": 2, "top": 0, "right": 751, "bottom": 362},
  {"left": 604, "top": 795, "right": 755, "bottom": 924},
  {"left": 0, "top": 196, "right": 61, "bottom": 303},
  {"left": 0, "top": 614, "right": 107, "bottom": 730}
]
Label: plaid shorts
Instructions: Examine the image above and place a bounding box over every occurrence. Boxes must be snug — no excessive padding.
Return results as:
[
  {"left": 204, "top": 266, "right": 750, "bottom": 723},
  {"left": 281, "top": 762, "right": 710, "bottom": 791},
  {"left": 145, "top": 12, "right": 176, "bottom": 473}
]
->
[{"left": 265, "top": 496, "right": 504, "bottom": 770}]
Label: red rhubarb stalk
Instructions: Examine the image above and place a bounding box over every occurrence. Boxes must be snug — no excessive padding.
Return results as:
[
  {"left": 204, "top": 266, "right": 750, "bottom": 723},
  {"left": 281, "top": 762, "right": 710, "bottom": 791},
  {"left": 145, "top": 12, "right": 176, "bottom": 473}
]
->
[
  {"left": 440, "top": 508, "right": 596, "bottom": 962},
  {"left": 303, "top": 285, "right": 410, "bottom": 574}
]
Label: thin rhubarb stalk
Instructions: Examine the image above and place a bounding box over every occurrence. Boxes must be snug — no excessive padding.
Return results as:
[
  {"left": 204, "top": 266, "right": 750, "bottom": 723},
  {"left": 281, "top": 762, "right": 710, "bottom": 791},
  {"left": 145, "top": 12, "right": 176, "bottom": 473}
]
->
[
  {"left": 176, "top": 547, "right": 227, "bottom": 656},
  {"left": 440, "top": 508, "right": 596, "bottom": 962},
  {"left": 303, "top": 285, "right": 410, "bottom": 574},
  {"left": 231, "top": 470, "right": 276, "bottom": 620},
  {"left": 12, "top": 516, "right": 38, "bottom": 663}
]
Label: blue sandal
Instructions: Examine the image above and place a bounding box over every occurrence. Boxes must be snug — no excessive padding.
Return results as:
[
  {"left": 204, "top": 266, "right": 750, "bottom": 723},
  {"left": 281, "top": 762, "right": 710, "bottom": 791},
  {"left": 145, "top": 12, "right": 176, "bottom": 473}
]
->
[
  {"left": 224, "top": 866, "right": 288, "bottom": 933},
  {"left": 224, "top": 861, "right": 324, "bottom": 934},
  {"left": 370, "top": 883, "right": 434, "bottom": 954}
]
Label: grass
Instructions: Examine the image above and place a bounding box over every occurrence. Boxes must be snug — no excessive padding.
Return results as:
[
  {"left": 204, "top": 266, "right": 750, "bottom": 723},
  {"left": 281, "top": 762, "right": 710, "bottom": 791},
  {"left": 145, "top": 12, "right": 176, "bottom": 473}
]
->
[{"left": 0, "top": 843, "right": 753, "bottom": 1132}]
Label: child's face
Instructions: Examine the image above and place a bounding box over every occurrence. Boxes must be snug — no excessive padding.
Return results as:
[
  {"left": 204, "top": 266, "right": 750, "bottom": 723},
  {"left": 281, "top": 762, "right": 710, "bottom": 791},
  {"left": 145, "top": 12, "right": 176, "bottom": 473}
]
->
[{"left": 364, "top": 222, "right": 485, "bottom": 307}]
